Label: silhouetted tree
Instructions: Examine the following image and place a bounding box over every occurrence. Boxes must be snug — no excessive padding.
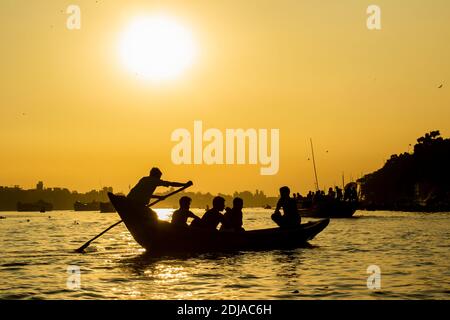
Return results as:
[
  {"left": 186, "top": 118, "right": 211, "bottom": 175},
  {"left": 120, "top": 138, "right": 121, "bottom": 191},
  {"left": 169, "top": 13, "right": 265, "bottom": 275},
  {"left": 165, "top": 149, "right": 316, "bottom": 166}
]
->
[{"left": 358, "top": 131, "right": 450, "bottom": 211}]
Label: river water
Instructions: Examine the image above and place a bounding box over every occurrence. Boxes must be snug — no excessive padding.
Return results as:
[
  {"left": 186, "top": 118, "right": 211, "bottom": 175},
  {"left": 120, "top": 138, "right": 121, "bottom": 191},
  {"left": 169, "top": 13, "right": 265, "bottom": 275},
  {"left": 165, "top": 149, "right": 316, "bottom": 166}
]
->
[{"left": 0, "top": 209, "right": 449, "bottom": 299}]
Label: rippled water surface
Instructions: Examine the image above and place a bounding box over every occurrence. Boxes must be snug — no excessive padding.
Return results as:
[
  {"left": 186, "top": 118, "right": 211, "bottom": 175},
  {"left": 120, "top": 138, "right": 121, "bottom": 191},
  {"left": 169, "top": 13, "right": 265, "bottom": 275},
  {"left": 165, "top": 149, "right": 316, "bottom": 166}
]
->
[{"left": 1, "top": 209, "right": 449, "bottom": 299}]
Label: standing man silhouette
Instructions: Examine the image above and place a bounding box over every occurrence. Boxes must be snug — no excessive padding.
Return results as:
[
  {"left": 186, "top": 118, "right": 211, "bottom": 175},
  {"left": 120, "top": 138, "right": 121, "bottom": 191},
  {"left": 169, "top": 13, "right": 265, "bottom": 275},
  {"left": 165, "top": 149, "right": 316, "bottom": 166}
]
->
[{"left": 127, "top": 167, "right": 191, "bottom": 221}]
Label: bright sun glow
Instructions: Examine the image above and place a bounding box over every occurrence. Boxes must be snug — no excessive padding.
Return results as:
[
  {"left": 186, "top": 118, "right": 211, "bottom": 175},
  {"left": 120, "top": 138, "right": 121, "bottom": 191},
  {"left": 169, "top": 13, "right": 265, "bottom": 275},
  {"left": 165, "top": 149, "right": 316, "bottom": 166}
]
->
[{"left": 119, "top": 15, "right": 196, "bottom": 81}]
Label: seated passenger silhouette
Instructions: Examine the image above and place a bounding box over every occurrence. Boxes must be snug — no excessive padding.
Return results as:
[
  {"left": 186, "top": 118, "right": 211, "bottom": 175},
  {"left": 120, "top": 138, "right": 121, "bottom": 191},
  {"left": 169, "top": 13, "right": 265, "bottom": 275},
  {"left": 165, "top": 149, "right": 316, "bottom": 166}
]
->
[
  {"left": 171, "top": 196, "right": 200, "bottom": 227},
  {"left": 271, "top": 186, "right": 301, "bottom": 228},
  {"left": 349, "top": 186, "right": 358, "bottom": 202},
  {"left": 220, "top": 197, "right": 245, "bottom": 232},
  {"left": 127, "top": 167, "right": 191, "bottom": 222},
  {"left": 327, "top": 187, "right": 336, "bottom": 199},
  {"left": 335, "top": 187, "right": 343, "bottom": 201},
  {"left": 199, "top": 196, "right": 226, "bottom": 230},
  {"left": 344, "top": 187, "right": 351, "bottom": 202}
]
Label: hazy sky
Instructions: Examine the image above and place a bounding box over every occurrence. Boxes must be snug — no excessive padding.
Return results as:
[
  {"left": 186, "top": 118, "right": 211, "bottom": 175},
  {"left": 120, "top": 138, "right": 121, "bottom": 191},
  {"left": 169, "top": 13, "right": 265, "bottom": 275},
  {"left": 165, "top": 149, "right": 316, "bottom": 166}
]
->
[{"left": 1, "top": 0, "right": 449, "bottom": 195}]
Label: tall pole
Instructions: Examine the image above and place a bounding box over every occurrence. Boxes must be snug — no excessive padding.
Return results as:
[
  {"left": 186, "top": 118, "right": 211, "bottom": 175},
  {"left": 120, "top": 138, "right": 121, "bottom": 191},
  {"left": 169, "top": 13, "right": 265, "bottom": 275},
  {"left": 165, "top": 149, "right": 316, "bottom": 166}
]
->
[
  {"left": 342, "top": 172, "right": 345, "bottom": 189},
  {"left": 310, "top": 138, "right": 319, "bottom": 191}
]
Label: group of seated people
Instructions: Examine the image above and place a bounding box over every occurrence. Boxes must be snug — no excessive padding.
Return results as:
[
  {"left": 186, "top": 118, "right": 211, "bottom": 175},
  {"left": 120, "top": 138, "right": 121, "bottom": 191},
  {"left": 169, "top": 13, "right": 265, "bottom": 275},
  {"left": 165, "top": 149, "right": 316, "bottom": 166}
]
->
[
  {"left": 171, "top": 196, "right": 245, "bottom": 232},
  {"left": 170, "top": 186, "right": 301, "bottom": 231},
  {"left": 295, "top": 185, "right": 358, "bottom": 209},
  {"left": 298, "top": 188, "right": 343, "bottom": 203}
]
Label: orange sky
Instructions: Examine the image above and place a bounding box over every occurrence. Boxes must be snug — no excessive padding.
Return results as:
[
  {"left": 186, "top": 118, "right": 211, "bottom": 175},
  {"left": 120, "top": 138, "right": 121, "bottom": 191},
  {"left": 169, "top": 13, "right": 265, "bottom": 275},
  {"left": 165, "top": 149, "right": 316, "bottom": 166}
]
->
[{"left": 1, "top": 0, "right": 449, "bottom": 195}]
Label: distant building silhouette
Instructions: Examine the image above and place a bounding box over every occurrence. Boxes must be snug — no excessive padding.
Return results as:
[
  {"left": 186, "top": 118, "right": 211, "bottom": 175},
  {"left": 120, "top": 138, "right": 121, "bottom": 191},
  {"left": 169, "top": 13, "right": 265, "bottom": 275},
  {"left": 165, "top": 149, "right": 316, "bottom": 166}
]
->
[
  {"left": 0, "top": 182, "right": 115, "bottom": 211},
  {"left": 0, "top": 182, "right": 277, "bottom": 211}
]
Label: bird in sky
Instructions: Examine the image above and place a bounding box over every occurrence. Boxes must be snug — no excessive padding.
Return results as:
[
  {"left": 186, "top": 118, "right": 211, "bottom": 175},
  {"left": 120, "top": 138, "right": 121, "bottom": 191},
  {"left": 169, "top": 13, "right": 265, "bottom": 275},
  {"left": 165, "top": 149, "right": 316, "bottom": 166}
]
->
[{"left": 438, "top": 84, "right": 443, "bottom": 88}]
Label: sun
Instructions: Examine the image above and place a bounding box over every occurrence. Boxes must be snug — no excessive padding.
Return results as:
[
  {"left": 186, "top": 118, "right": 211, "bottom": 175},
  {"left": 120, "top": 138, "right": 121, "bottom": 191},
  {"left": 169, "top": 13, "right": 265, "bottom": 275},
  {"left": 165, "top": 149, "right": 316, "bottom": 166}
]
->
[{"left": 119, "top": 14, "right": 197, "bottom": 81}]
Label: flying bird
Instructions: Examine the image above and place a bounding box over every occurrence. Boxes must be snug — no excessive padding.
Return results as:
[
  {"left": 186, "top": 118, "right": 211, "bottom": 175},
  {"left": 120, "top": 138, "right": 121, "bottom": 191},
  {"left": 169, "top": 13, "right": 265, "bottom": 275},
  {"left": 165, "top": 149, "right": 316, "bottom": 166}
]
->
[{"left": 438, "top": 84, "right": 443, "bottom": 89}]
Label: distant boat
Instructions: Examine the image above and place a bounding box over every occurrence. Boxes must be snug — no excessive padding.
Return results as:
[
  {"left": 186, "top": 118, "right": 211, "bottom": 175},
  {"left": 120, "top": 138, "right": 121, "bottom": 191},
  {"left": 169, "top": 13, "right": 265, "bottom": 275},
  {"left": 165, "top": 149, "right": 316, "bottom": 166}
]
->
[
  {"left": 297, "top": 200, "right": 357, "bottom": 218},
  {"left": 99, "top": 201, "right": 116, "bottom": 213},
  {"left": 299, "top": 138, "right": 358, "bottom": 218},
  {"left": 17, "top": 200, "right": 53, "bottom": 212},
  {"left": 73, "top": 201, "right": 100, "bottom": 211}
]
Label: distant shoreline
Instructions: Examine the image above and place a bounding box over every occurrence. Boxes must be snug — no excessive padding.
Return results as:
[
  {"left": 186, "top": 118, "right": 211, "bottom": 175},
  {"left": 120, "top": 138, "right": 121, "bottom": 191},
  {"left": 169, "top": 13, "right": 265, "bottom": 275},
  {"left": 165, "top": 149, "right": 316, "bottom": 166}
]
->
[
  {"left": 0, "top": 183, "right": 278, "bottom": 211},
  {"left": 2, "top": 207, "right": 450, "bottom": 214}
]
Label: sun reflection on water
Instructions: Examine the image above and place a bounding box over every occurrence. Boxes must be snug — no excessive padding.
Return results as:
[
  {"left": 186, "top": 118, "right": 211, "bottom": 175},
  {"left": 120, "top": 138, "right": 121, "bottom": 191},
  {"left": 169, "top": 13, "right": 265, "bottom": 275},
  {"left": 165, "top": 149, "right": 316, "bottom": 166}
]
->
[
  {"left": 145, "top": 265, "right": 188, "bottom": 284},
  {"left": 154, "top": 208, "right": 174, "bottom": 221}
]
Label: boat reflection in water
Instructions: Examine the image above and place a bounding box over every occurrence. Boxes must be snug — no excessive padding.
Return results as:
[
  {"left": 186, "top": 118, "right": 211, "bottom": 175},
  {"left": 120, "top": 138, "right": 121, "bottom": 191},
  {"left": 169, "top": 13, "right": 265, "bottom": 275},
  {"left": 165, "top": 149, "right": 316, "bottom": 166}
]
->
[{"left": 117, "top": 243, "right": 310, "bottom": 300}]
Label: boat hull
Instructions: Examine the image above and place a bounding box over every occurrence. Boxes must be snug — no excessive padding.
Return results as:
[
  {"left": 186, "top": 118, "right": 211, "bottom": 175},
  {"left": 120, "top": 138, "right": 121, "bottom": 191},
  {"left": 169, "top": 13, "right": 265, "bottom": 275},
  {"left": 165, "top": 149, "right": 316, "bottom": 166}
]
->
[
  {"left": 298, "top": 200, "right": 357, "bottom": 218},
  {"left": 108, "top": 193, "right": 330, "bottom": 253}
]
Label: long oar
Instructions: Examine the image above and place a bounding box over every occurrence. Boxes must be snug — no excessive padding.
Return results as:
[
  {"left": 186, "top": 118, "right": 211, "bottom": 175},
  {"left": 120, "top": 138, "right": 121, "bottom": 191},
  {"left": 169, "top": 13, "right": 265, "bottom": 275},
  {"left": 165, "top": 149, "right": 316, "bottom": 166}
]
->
[{"left": 74, "top": 182, "right": 193, "bottom": 253}]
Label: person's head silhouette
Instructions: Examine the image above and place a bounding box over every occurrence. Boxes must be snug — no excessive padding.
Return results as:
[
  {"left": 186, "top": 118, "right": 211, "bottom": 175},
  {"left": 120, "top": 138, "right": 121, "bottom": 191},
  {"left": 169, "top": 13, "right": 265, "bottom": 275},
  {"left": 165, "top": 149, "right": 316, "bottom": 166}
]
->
[
  {"left": 233, "top": 197, "right": 244, "bottom": 210},
  {"left": 179, "top": 196, "right": 191, "bottom": 210},
  {"left": 212, "top": 196, "right": 225, "bottom": 211},
  {"left": 279, "top": 186, "right": 290, "bottom": 198},
  {"left": 149, "top": 167, "right": 162, "bottom": 179}
]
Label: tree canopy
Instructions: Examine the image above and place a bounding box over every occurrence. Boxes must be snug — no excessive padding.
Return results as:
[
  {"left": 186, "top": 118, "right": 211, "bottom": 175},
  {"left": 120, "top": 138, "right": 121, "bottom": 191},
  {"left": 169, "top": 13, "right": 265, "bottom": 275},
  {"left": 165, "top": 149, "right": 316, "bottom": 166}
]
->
[{"left": 358, "top": 131, "right": 450, "bottom": 211}]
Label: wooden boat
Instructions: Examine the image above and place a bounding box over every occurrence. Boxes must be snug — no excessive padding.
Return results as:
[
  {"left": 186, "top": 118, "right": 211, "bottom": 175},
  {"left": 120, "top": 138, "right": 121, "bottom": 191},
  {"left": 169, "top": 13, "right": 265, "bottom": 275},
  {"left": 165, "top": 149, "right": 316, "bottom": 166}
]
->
[
  {"left": 17, "top": 200, "right": 53, "bottom": 212},
  {"left": 108, "top": 193, "right": 330, "bottom": 254},
  {"left": 297, "top": 200, "right": 357, "bottom": 218}
]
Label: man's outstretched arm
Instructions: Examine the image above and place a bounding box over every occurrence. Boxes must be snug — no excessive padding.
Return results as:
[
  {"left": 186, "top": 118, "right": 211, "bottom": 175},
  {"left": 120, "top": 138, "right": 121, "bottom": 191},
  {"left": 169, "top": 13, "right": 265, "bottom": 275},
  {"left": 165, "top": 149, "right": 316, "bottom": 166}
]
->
[
  {"left": 188, "top": 211, "right": 200, "bottom": 220},
  {"left": 160, "top": 180, "right": 192, "bottom": 187}
]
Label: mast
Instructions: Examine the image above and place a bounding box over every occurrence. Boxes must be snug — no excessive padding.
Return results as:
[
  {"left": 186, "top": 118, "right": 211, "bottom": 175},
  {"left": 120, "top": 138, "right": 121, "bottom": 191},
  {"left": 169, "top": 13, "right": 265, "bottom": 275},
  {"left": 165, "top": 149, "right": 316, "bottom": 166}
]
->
[{"left": 310, "top": 138, "right": 320, "bottom": 191}]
